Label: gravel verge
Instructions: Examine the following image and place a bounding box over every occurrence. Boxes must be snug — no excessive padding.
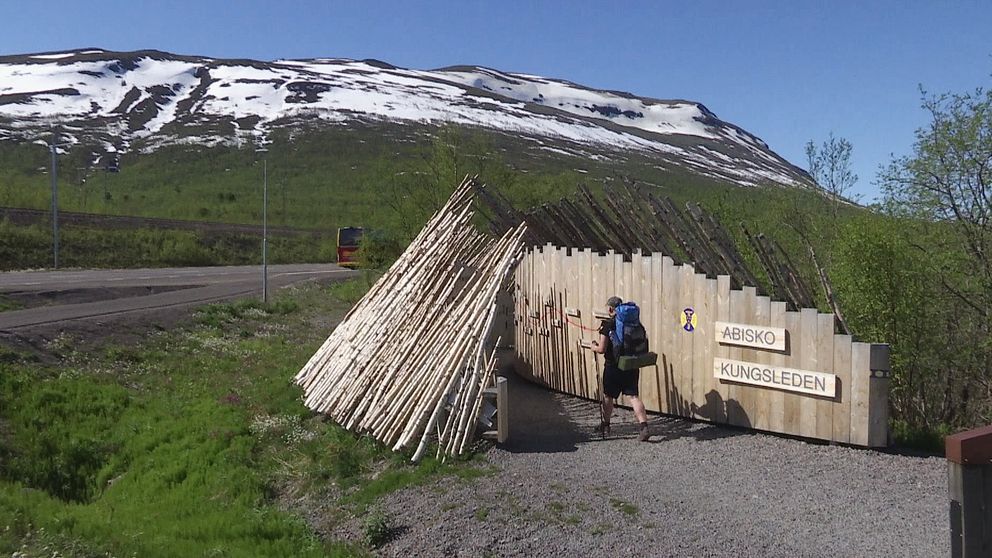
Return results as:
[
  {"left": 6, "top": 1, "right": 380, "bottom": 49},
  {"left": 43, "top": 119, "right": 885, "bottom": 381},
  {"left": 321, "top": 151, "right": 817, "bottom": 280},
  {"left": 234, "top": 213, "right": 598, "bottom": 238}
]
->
[{"left": 329, "top": 371, "right": 948, "bottom": 557}]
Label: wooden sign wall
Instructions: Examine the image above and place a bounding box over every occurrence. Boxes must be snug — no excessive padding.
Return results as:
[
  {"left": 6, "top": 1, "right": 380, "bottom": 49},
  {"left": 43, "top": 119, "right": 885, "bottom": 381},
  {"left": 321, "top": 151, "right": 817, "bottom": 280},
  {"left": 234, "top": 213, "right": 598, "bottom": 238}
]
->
[{"left": 511, "top": 245, "right": 890, "bottom": 447}]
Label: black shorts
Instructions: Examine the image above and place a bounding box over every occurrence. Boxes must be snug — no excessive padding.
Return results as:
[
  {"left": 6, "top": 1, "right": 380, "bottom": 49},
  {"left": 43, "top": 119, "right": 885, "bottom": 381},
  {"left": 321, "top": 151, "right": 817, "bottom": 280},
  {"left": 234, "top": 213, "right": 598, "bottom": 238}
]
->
[{"left": 603, "top": 365, "right": 639, "bottom": 399}]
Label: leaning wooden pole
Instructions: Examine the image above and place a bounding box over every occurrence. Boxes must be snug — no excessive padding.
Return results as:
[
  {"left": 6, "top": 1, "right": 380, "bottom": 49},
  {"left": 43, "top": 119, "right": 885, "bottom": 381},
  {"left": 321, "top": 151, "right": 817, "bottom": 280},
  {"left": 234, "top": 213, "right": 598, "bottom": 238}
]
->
[{"left": 294, "top": 176, "right": 525, "bottom": 461}]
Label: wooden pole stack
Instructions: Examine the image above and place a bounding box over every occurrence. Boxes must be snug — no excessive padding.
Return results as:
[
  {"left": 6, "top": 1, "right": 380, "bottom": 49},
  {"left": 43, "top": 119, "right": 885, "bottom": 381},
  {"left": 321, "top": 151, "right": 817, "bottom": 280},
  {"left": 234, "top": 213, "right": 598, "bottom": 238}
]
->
[
  {"left": 294, "top": 177, "right": 526, "bottom": 461},
  {"left": 475, "top": 180, "right": 827, "bottom": 313}
]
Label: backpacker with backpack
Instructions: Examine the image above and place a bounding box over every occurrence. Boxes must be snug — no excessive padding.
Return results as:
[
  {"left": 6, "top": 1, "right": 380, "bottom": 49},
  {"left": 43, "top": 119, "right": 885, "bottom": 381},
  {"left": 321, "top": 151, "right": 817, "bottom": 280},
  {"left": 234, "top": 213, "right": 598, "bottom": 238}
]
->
[{"left": 609, "top": 302, "right": 658, "bottom": 370}]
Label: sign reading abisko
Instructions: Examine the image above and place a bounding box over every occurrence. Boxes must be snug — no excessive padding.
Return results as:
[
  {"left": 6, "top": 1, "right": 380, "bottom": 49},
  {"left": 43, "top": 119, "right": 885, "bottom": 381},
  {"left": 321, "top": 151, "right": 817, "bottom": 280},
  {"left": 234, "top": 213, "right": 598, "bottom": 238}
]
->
[
  {"left": 713, "top": 321, "right": 836, "bottom": 398},
  {"left": 715, "top": 321, "right": 785, "bottom": 351}
]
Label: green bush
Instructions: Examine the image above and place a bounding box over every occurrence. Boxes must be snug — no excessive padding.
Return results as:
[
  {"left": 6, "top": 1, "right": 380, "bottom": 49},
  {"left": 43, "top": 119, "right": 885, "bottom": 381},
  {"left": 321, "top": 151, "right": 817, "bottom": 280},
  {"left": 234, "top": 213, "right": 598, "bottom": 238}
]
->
[
  {"left": 356, "top": 229, "right": 403, "bottom": 270},
  {"left": 362, "top": 508, "right": 392, "bottom": 548}
]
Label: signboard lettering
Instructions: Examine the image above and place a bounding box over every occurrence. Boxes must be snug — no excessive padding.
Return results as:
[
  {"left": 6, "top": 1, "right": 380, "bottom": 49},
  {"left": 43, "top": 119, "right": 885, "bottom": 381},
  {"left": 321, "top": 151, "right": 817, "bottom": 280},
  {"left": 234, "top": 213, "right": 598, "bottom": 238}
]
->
[
  {"left": 713, "top": 357, "right": 836, "bottom": 397},
  {"left": 715, "top": 321, "right": 786, "bottom": 351}
]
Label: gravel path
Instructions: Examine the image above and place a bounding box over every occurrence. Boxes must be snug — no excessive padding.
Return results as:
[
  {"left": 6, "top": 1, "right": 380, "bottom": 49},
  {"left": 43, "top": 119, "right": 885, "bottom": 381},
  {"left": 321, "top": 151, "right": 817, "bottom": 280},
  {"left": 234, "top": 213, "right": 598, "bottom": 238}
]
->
[{"left": 336, "top": 372, "right": 948, "bottom": 557}]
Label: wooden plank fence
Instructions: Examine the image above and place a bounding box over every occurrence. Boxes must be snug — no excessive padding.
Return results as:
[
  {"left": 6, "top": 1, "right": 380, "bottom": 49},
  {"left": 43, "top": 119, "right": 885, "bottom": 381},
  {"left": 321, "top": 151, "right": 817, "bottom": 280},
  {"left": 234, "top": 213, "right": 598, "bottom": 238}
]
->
[{"left": 511, "top": 244, "right": 890, "bottom": 447}]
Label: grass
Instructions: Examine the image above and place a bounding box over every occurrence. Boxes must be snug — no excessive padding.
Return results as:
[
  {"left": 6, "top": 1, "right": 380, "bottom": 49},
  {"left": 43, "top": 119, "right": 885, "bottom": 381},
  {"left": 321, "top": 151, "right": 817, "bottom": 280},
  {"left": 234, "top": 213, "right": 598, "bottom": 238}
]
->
[
  {"left": 609, "top": 498, "right": 639, "bottom": 517},
  {"left": 589, "top": 523, "right": 612, "bottom": 536},
  {"left": 0, "top": 219, "right": 336, "bottom": 271},
  {"left": 0, "top": 123, "right": 763, "bottom": 273},
  {"left": 0, "top": 278, "right": 485, "bottom": 556},
  {"left": 0, "top": 294, "right": 21, "bottom": 312}
]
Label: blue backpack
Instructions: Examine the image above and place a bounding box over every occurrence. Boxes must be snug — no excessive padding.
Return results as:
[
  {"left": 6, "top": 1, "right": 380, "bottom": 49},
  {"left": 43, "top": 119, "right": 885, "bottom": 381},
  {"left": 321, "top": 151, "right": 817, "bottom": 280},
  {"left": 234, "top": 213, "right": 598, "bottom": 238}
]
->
[{"left": 610, "top": 302, "right": 649, "bottom": 357}]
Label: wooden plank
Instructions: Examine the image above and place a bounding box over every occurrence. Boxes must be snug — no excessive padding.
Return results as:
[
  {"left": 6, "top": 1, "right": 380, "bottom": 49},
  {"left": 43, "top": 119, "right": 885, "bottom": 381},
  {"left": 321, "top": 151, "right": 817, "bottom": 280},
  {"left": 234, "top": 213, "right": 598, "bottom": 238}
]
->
[
  {"left": 602, "top": 250, "right": 617, "bottom": 398},
  {"left": 638, "top": 253, "right": 660, "bottom": 411},
  {"left": 588, "top": 249, "right": 604, "bottom": 400},
  {"left": 690, "top": 272, "right": 708, "bottom": 418},
  {"left": 849, "top": 342, "right": 871, "bottom": 446},
  {"left": 735, "top": 286, "right": 758, "bottom": 429},
  {"left": 677, "top": 263, "right": 696, "bottom": 419},
  {"left": 614, "top": 251, "right": 629, "bottom": 406},
  {"left": 750, "top": 294, "right": 772, "bottom": 432},
  {"left": 766, "top": 301, "right": 787, "bottom": 434},
  {"left": 559, "top": 249, "right": 570, "bottom": 394},
  {"left": 726, "top": 288, "right": 745, "bottom": 426},
  {"left": 699, "top": 277, "right": 718, "bottom": 419},
  {"left": 659, "top": 256, "right": 678, "bottom": 415},
  {"left": 831, "top": 333, "right": 853, "bottom": 444},
  {"left": 577, "top": 249, "right": 592, "bottom": 399},
  {"left": 815, "top": 312, "right": 835, "bottom": 441},
  {"left": 614, "top": 252, "right": 626, "bottom": 302},
  {"left": 516, "top": 253, "right": 529, "bottom": 378},
  {"left": 799, "top": 308, "right": 818, "bottom": 438},
  {"left": 538, "top": 246, "right": 551, "bottom": 387},
  {"left": 559, "top": 249, "right": 574, "bottom": 395},
  {"left": 648, "top": 253, "right": 664, "bottom": 414},
  {"left": 548, "top": 247, "right": 562, "bottom": 391},
  {"left": 781, "top": 310, "right": 803, "bottom": 436},
  {"left": 496, "top": 376, "right": 508, "bottom": 443},
  {"left": 714, "top": 275, "right": 732, "bottom": 408}
]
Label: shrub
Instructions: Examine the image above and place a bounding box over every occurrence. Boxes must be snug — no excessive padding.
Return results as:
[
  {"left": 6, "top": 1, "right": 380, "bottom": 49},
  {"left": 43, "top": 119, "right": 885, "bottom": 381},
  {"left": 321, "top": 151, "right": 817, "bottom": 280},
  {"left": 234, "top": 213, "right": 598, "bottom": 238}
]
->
[{"left": 362, "top": 508, "right": 392, "bottom": 548}]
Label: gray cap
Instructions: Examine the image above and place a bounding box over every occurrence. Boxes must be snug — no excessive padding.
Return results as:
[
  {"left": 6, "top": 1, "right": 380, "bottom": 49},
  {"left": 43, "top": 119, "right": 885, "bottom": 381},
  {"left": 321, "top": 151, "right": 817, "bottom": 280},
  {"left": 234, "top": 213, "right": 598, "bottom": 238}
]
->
[{"left": 606, "top": 296, "right": 623, "bottom": 308}]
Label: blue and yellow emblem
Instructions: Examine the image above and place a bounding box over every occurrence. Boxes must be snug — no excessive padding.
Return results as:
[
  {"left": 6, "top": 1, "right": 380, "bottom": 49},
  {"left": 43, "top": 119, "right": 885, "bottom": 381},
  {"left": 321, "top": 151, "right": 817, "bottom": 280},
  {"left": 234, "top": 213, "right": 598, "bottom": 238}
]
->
[{"left": 680, "top": 307, "right": 697, "bottom": 332}]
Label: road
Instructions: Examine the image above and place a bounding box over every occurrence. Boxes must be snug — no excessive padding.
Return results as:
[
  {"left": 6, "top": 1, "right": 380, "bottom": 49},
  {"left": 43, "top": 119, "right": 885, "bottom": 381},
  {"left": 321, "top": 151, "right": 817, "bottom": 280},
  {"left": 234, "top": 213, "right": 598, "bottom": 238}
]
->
[{"left": 0, "top": 264, "right": 358, "bottom": 330}]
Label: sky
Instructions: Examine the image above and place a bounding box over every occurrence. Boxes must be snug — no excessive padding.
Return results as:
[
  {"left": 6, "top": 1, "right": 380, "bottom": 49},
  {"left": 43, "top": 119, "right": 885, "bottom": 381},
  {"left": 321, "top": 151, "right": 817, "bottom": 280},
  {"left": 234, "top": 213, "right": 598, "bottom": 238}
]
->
[{"left": 1, "top": 0, "right": 990, "bottom": 201}]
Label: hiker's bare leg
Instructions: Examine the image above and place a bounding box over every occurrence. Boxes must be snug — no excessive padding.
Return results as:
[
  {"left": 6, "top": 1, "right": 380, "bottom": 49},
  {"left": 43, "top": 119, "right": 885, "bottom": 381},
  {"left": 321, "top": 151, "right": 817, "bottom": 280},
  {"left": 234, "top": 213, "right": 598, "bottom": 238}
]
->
[
  {"left": 629, "top": 396, "right": 648, "bottom": 424},
  {"left": 601, "top": 395, "right": 614, "bottom": 422}
]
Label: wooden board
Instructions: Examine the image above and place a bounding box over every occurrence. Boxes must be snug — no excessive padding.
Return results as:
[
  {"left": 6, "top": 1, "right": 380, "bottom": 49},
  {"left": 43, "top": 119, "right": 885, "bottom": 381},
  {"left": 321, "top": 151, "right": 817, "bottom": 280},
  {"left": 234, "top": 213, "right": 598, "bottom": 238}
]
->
[
  {"left": 799, "top": 308, "right": 819, "bottom": 438},
  {"left": 815, "top": 312, "right": 835, "bottom": 441},
  {"left": 849, "top": 342, "right": 871, "bottom": 446},
  {"left": 750, "top": 294, "right": 772, "bottom": 432},
  {"left": 659, "top": 256, "right": 678, "bottom": 415},
  {"left": 766, "top": 301, "right": 787, "bottom": 433},
  {"left": 678, "top": 263, "right": 696, "bottom": 417},
  {"left": 831, "top": 334, "right": 853, "bottom": 444},
  {"left": 781, "top": 310, "right": 802, "bottom": 436},
  {"left": 690, "top": 272, "right": 708, "bottom": 417}
]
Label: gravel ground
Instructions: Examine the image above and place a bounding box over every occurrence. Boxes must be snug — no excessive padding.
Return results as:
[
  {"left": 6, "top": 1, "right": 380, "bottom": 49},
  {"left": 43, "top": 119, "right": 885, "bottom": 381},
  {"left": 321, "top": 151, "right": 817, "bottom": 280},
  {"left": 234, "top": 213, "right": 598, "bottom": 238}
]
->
[{"left": 330, "top": 371, "right": 948, "bottom": 557}]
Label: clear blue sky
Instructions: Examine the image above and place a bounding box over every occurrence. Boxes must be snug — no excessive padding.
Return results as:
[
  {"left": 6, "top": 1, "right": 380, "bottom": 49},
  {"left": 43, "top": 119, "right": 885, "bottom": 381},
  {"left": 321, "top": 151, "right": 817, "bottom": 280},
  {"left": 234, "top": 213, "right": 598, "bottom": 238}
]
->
[{"left": 2, "top": 0, "right": 990, "bottom": 201}]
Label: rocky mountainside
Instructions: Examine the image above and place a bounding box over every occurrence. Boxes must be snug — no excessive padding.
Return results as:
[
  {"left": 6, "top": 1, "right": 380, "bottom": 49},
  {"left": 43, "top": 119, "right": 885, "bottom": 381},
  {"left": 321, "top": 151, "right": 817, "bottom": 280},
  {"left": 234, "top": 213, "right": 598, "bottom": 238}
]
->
[{"left": 0, "top": 48, "right": 812, "bottom": 187}]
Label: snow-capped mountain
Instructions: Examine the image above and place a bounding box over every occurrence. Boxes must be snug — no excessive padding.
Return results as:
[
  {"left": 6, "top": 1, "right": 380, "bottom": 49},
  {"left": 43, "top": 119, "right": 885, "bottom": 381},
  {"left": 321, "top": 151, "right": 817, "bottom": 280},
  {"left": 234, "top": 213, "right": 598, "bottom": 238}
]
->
[{"left": 0, "top": 48, "right": 811, "bottom": 187}]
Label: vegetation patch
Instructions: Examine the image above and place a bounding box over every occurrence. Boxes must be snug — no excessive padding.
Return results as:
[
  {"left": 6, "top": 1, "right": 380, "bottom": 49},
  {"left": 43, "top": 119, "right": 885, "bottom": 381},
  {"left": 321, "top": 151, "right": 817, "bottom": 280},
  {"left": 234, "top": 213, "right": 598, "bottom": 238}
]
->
[
  {"left": 361, "top": 508, "right": 393, "bottom": 548},
  {"left": 0, "top": 281, "right": 480, "bottom": 556},
  {"left": 609, "top": 497, "right": 639, "bottom": 517},
  {"left": 0, "top": 294, "right": 22, "bottom": 312}
]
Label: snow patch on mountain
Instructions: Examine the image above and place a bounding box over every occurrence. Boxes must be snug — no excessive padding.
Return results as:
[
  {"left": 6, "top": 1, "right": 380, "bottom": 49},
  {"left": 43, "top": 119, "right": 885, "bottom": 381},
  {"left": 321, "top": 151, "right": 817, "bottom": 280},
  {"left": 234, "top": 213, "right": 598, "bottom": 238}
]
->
[{"left": 0, "top": 49, "right": 811, "bottom": 188}]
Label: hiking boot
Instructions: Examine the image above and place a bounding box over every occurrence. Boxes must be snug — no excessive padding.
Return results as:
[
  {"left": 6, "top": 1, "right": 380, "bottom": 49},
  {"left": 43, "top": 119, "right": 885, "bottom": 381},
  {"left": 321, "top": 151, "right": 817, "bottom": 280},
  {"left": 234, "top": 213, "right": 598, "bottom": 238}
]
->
[
  {"left": 594, "top": 421, "right": 611, "bottom": 438},
  {"left": 638, "top": 424, "right": 650, "bottom": 442}
]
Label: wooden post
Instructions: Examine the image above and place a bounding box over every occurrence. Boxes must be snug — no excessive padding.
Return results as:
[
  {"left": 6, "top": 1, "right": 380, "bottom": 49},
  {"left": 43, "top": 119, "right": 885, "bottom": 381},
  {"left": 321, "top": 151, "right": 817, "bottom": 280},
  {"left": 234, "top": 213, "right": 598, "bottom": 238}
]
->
[
  {"left": 496, "top": 376, "right": 508, "bottom": 443},
  {"left": 947, "top": 425, "right": 992, "bottom": 557},
  {"left": 867, "top": 343, "right": 891, "bottom": 447}
]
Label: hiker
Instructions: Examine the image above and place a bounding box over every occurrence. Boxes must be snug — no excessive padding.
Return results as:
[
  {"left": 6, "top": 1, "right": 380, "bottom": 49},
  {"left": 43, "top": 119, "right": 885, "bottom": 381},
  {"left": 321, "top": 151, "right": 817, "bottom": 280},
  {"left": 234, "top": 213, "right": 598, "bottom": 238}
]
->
[{"left": 590, "top": 296, "right": 650, "bottom": 441}]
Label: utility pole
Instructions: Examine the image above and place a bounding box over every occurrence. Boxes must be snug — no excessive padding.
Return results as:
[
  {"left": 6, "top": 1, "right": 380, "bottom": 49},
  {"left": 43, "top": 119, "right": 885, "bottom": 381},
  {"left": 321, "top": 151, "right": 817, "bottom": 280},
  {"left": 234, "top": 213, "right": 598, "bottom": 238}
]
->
[
  {"left": 263, "top": 156, "right": 268, "bottom": 304},
  {"left": 256, "top": 147, "right": 270, "bottom": 304},
  {"left": 49, "top": 138, "right": 59, "bottom": 269}
]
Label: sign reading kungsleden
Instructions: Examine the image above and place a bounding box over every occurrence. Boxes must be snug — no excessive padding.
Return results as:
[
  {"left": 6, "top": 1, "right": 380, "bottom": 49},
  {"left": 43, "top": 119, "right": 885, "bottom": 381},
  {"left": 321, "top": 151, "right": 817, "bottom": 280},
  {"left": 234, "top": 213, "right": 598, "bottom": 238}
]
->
[{"left": 713, "top": 357, "right": 837, "bottom": 397}]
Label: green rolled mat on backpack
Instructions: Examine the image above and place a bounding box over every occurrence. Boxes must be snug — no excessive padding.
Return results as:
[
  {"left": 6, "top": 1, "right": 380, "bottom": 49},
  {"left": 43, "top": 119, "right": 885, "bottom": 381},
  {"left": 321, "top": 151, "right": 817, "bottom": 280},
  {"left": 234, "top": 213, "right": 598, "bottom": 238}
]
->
[{"left": 617, "top": 351, "right": 658, "bottom": 371}]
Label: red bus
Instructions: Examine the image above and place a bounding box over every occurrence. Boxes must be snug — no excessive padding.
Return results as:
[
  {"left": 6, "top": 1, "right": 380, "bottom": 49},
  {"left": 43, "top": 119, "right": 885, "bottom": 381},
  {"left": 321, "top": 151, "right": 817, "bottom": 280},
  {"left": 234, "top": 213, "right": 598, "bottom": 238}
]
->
[{"left": 336, "top": 227, "right": 364, "bottom": 268}]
